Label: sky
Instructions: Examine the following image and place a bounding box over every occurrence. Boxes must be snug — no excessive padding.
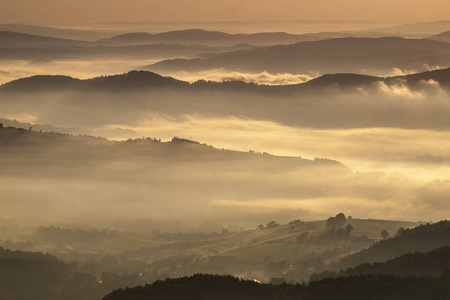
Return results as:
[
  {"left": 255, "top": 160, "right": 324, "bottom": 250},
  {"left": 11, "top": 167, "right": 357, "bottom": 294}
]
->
[{"left": 1, "top": 0, "right": 449, "bottom": 24}]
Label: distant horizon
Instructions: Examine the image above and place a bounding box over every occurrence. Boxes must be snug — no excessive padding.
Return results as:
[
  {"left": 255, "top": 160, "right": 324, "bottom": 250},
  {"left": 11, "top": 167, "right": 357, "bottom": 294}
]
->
[
  {"left": 2, "top": 0, "right": 450, "bottom": 26},
  {"left": 0, "top": 20, "right": 400, "bottom": 35}
]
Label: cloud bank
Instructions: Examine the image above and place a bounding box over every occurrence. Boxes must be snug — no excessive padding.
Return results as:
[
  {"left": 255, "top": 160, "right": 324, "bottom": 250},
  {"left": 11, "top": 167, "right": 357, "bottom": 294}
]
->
[{"left": 158, "top": 69, "right": 315, "bottom": 85}]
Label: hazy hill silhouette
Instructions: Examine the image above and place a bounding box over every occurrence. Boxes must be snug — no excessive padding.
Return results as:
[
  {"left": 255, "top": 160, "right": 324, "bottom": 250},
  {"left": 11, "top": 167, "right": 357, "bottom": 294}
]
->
[
  {"left": 303, "top": 68, "right": 450, "bottom": 90},
  {"left": 366, "top": 20, "right": 450, "bottom": 36},
  {"left": 3, "top": 68, "right": 450, "bottom": 131},
  {"left": 0, "top": 29, "right": 259, "bottom": 61},
  {"left": 302, "top": 73, "right": 381, "bottom": 89},
  {"left": 141, "top": 37, "right": 450, "bottom": 75},
  {"left": 0, "top": 71, "right": 189, "bottom": 92},
  {"left": 86, "top": 71, "right": 190, "bottom": 90},
  {"left": 427, "top": 30, "right": 450, "bottom": 43},
  {"left": 0, "top": 125, "right": 345, "bottom": 169},
  {"left": 102, "top": 273, "right": 450, "bottom": 300},
  {"left": 102, "top": 274, "right": 305, "bottom": 300},
  {"left": 0, "top": 24, "right": 113, "bottom": 41},
  {"left": 0, "top": 31, "right": 90, "bottom": 47},
  {"left": 344, "top": 246, "right": 450, "bottom": 276},
  {"left": 3, "top": 68, "right": 450, "bottom": 93},
  {"left": 0, "top": 40, "right": 255, "bottom": 62},
  {"left": 0, "top": 125, "right": 355, "bottom": 234},
  {"left": 0, "top": 247, "right": 109, "bottom": 300},
  {"left": 386, "top": 67, "right": 450, "bottom": 88},
  {"left": 312, "top": 246, "right": 450, "bottom": 281},
  {"left": 0, "top": 247, "right": 71, "bottom": 288},
  {"left": 5, "top": 68, "right": 450, "bottom": 130},
  {"left": 0, "top": 75, "right": 82, "bottom": 91},
  {"left": 0, "top": 118, "right": 138, "bottom": 140},
  {"left": 332, "top": 221, "right": 450, "bottom": 270},
  {"left": 98, "top": 29, "right": 349, "bottom": 46}
]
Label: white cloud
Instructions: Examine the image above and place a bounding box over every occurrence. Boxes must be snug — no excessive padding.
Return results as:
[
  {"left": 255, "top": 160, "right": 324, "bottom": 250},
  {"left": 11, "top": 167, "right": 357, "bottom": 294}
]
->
[
  {"left": 161, "top": 69, "right": 315, "bottom": 85},
  {"left": 418, "top": 79, "right": 441, "bottom": 89},
  {"left": 373, "top": 81, "right": 424, "bottom": 98}
]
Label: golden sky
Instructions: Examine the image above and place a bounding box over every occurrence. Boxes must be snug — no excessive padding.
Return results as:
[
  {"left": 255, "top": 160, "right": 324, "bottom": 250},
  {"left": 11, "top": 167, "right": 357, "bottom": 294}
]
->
[{"left": 1, "top": 0, "right": 449, "bottom": 24}]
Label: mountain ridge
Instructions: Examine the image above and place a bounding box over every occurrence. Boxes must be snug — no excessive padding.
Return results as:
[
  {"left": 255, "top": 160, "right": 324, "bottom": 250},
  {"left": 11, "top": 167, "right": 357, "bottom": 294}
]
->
[
  {"left": 98, "top": 28, "right": 351, "bottom": 46},
  {"left": 427, "top": 30, "right": 450, "bottom": 43},
  {"left": 331, "top": 221, "right": 450, "bottom": 270},
  {"left": 0, "top": 125, "right": 345, "bottom": 167},
  {"left": 0, "top": 31, "right": 91, "bottom": 47},
  {"left": 140, "top": 36, "right": 450, "bottom": 75},
  {"left": 2, "top": 67, "right": 450, "bottom": 93}
]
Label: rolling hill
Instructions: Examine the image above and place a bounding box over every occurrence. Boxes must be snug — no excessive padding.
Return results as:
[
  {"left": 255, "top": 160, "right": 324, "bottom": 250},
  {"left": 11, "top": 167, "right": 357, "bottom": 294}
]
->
[
  {"left": 0, "top": 31, "right": 90, "bottom": 47},
  {"left": 0, "top": 125, "right": 344, "bottom": 168},
  {"left": 324, "top": 246, "right": 450, "bottom": 278},
  {"left": 0, "top": 43, "right": 255, "bottom": 62},
  {"left": 0, "top": 125, "right": 355, "bottom": 227},
  {"left": 366, "top": 20, "right": 450, "bottom": 36},
  {"left": 0, "top": 71, "right": 189, "bottom": 92},
  {"left": 427, "top": 30, "right": 450, "bottom": 43},
  {"left": 0, "top": 247, "right": 104, "bottom": 300},
  {"left": 98, "top": 29, "right": 350, "bottom": 46},
  {"left": 2, "top": 68, "right": 450, "bottom": 131},
  {"left": 0, "top": 23, "right": 115, "bottom": 41},
  {"left": 140, "top": 37, "right": 450, "bottom": 75},
  {"left": 101, "top": 273, "right": 450, "bottom": 300},
  {"left": 3, "top": 68, "right": 450, "bottom": 93},
  {"left": 332, "top": 221, "right": 450, "bottom": 270}
]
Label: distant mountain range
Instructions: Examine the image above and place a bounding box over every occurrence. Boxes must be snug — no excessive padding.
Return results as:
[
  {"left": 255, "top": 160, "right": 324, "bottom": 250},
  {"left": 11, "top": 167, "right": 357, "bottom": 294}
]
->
[
  {"left": 1, "top": 20, "right": 449, "bottom": 48},
  {"left": 427, "top": 30, "right": 450, "bottom": 43},
  {"left": 0, "top": 38, "right": 255, "bottom": 62},
  {"left": 98, "top": 29, "right": 352, "bottom": 46},
  {"left": 0, "top": 31, "right": 90, "bottom": 47},
  {"left": 0, "top": 23, "right": 115, "bottom": 41},
  {"left": 365, "top": 20, "right": 450, "bottom": 36},
  {"left": 2, "top": 67, "right": 450, "bottom": 131},
  {"left": 2, "top": 28, "right": 450, "bottom": 68},
  {"left": 1, "top": 20, "right": 449, "bottom": 43},
  {"left": 0, "top": 29, "right": 349, "bottom": 49},
  {"left": 140, "top": 37, "right": 450, "bottom": 75}
]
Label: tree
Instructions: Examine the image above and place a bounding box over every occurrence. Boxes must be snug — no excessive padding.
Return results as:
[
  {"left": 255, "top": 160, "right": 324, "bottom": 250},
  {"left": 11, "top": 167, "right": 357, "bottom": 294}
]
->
[
  {"left": 381, "top": 229, "right": 389, "bottom": 240},
  {"left": 396, "top": 227, "right": 405, "bottom": 237},
  {"left": 288, "top": 219, "right": 302, "bottom": 225},
  {"left": 266, "top": 221, "right": 280, "bottom": 229},
  {"left": 345, "top": 224, "right": 354, "bottom": 241},
  {"left": 297, "top": 232, "right": 309, "bottom": 243},
  {"left": 326, "top": 213, "right": 346, "bottom": 231}
]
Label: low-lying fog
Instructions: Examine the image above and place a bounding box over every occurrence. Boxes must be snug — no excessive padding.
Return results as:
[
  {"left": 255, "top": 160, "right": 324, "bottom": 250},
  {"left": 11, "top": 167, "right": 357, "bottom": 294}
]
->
[
  {"left": 0, "top": 58, "right": 442, "bottom": 86},
  {"left": 1, "top": 79, "right": 450, "bottom": 227}
]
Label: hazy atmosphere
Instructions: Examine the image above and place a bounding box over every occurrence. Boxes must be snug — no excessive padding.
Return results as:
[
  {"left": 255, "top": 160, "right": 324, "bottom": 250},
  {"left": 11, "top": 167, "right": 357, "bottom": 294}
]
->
[
  {"left": 1, "top": 0, "right": 450, "bottom": 23},
  {"left": 1, "top": 1, "right": 450, "bottom": 300}
]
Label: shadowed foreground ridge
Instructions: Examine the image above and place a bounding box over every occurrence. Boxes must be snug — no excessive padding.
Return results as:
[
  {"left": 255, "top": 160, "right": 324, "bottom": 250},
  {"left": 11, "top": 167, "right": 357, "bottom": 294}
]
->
[
  {"left": 311, "top": 246, "right": 450, "bottom": 280},
  {"left": 102, "top": 273, "right": 450, "bottom": 300},
  {"left": 333, "top": 220, "right": 450, "bottom": 269}
]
